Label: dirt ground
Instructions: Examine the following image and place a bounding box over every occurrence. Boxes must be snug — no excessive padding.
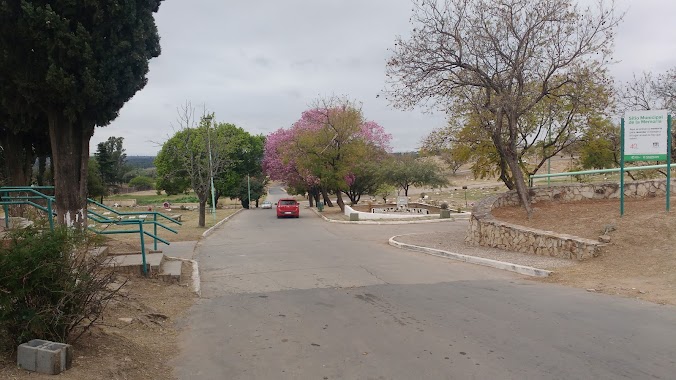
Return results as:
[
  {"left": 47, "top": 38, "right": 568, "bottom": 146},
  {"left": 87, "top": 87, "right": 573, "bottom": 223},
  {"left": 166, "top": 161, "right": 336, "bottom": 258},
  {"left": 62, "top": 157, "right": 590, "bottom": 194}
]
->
[
  {"left": 492, "top": 196, "right": 676, "bottom": 305},
  {"left": 0, "top": 275, "right": 196, "bottom": 379}
]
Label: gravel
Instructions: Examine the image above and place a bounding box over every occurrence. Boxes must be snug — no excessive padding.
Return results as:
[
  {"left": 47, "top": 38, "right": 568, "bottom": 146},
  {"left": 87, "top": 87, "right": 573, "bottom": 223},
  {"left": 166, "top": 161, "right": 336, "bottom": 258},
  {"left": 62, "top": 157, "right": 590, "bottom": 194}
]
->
[{"left": 395, "top": 232, "right": 575, "bottom": 270}]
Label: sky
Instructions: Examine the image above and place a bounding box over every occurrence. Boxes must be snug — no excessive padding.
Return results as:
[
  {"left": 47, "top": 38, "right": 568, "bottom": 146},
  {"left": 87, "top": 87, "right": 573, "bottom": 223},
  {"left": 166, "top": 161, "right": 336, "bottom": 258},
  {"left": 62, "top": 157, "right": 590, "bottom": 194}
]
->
[{"left": 90, "top": 0, "right": 676, "bottom": 156}]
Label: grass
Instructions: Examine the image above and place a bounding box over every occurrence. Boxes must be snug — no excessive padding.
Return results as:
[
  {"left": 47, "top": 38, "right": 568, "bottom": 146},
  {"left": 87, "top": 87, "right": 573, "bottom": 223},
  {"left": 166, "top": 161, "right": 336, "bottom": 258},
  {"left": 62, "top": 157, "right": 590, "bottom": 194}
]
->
[{"left": 105, "top": 192, "right": 200, "bottom": 205}]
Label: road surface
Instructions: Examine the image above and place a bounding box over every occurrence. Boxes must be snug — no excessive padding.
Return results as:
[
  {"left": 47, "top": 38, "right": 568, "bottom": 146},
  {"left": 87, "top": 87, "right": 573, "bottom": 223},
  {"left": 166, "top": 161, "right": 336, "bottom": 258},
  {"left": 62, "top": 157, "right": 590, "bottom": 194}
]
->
[{"left": 174, "top": 187, "right": 676, "bottom": 379}]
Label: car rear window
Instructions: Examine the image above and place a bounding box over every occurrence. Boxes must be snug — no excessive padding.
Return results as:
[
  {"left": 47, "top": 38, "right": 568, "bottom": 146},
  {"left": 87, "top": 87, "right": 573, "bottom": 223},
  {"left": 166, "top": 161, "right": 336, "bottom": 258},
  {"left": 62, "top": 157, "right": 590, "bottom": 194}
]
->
[{"left": 279, "top": 200, "right": 297, "bottom": 205}]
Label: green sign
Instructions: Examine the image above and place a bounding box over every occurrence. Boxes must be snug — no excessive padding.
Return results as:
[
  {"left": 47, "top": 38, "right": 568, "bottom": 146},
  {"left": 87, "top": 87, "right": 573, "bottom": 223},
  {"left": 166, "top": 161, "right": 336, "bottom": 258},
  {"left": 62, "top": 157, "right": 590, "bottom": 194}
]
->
[{"left": 624, "top": 110, "right": 669, "bottom": 162}]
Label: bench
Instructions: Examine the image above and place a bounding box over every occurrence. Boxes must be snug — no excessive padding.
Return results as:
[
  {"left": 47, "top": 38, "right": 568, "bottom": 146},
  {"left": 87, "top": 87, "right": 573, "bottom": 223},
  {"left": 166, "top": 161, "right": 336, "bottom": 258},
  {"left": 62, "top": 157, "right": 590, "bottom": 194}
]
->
[{"left": 170, "top": 214, "right": 182, "bottom": 222}]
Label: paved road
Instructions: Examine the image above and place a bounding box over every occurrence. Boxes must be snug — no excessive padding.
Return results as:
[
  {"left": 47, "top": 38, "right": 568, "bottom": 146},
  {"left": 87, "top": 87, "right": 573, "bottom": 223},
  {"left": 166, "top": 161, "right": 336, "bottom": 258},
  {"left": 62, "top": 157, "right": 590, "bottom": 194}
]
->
[{"left": 174, "top": 188, "right": 676, "bottom": 379}]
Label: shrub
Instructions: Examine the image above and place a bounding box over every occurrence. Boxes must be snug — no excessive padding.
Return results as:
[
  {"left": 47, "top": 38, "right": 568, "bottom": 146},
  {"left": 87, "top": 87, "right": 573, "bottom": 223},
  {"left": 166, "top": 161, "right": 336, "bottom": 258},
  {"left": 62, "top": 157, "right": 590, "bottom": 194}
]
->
[
  {"left": 0, "top": 228, "right": 123, "bottom": 352},
  {"left": 440, "top": 202, "right": 449, "bottom": 210},
  {"left": 128, "top": 175, "right": 155, "bottom": 191}
]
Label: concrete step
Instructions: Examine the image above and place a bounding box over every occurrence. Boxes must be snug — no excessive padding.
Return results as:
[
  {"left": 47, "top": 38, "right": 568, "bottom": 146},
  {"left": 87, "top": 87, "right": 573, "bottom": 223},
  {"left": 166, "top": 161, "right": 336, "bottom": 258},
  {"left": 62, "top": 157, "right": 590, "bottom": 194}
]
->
[
  {"left": 107, "top": 252, "right": 164, "bottom": 275},
  {"left": 159, "top": 259, "right": 182, "bottom": 284}
]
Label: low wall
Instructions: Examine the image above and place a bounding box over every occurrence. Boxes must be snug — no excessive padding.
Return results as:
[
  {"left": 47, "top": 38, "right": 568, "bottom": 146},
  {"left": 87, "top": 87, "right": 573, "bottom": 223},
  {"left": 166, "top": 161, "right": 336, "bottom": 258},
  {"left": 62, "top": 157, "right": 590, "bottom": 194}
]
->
[
  {"left": 465, "top": 180, "right": 672, "bottom": 260},
  {"left": 102, "top": 199, "right": 137, "bottom": 207},
  {"left": 344, "top": 205, "right": 436, "bottom": 220}
]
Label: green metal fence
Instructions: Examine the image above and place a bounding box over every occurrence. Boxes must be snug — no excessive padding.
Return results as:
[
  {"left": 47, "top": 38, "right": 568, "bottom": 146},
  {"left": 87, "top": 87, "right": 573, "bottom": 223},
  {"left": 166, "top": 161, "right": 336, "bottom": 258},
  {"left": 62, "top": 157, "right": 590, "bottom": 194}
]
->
[
  {"left": 0, "top": 186, "right": 182, "bottom": 275},
  {"left": 528, "top": 164, "right": 671, "bottom": 187}
]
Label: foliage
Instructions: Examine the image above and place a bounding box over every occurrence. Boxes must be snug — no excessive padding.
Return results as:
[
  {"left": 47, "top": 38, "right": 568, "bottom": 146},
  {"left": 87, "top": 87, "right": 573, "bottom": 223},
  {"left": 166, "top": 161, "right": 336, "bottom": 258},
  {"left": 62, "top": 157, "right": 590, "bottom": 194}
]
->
[
  {"left": 579, "top": 117, "right": 620, "bottom": 170},
  {"left": 0, "top": 0, "right": 163, "bottom": 227},
  {"left": 386, "top": 0, "right": 620, "bottom": 216},
  {"left": 155, "top": 104, "right": 242, "bottom": 226},
  {"left": 381, "top": 154, "right": 448, "bottom": 196},
  {"left": 263, "top": 96, "right": 392, "bottom": 210},
  {"left": 235, "top": 175, "right": 268, "bottom": 208},
  {"left": 87, "top": 159, "right": 107, "bottom": 200},
  {"left": 95, "top": 137, "right": 128, "bottom": 189},
  {"left": 215, "top": 133, "right": 266, "bottom": 205},
  {"left": 128, "top": 175, "right": 155, "bottom": 191},
  {"left": 373, "top": 183, "right": 396, "bottom": 203},
  {"left": 125, "top": 156, "right": 157, "bottom": 169},
  {"left": 0, "top": 227, "right": 123, "bottom": 351},
  {"left": 344, "top": 163, "right": 383, "bottom": 204}
]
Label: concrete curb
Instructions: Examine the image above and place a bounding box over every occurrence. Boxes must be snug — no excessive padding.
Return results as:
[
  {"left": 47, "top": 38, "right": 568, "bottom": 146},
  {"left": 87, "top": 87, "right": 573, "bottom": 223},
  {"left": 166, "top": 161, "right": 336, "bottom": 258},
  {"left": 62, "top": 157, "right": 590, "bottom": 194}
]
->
[
  {"left": 309, "top": 207, "right": 470, "bottom": 225},
  {"left": 164, "top": 256, "right": 201, "bottom": 296},
  {"left": 202, "top": 208, "right": 244, "bottom": 238},
  {"left": 388, "top": 235, "right": 552, "bottom": 277}
]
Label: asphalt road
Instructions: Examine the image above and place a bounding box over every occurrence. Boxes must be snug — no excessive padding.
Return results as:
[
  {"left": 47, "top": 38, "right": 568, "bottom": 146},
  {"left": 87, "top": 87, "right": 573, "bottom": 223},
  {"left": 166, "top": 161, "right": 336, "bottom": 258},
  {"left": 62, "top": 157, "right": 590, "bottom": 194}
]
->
[{"left": 174, "top": 187, "right": 676, "bottom": 379}]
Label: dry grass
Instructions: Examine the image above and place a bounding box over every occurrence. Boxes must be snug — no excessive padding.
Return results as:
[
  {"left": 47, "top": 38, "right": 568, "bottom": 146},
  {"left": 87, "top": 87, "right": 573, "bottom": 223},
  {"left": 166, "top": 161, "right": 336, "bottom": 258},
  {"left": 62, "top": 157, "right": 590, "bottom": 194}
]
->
[{"left": 493, "top": 196, "right": 676, "bottom": 305}]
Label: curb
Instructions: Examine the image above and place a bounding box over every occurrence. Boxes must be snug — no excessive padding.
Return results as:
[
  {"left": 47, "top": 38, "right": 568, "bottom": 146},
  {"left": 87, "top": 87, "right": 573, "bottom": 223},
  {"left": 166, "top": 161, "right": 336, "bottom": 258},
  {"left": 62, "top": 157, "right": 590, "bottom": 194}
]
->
[
  {"left": 164, "top": 256, "right": 201, "bottom": 296},
  {"left": 388, "top": 235, "right": 552, "bottom": 277},
  {"left": 309, "top": 207, "right": 470, "bottom": 225},
  {"left": 202, "top": 208, "right": 244, "bottom": 238}
]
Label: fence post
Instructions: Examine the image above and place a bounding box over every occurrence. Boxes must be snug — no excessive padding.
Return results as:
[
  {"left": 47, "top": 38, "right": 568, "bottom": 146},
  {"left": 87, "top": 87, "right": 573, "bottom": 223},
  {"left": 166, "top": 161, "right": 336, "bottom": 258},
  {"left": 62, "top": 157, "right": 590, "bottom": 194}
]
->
[{"left": 139, "top": 221, "right": 147, "bottom": 276}]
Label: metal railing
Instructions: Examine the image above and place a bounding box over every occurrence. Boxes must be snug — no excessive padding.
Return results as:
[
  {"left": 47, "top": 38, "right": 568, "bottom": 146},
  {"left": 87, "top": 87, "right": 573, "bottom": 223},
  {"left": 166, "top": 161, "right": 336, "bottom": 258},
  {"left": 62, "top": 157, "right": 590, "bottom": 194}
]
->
[
  {"left": 0, "top": 186, "right": 182, "bottom": 275},
  {"left": 528, "top": 164, "right": 671, "bottom": 187}
]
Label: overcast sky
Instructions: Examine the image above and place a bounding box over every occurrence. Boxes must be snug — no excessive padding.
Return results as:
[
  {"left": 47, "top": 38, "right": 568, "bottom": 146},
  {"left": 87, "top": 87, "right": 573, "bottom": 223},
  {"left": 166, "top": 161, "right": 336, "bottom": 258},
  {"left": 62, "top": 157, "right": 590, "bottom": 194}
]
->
[{"left": 90, "top": 0, "right": 676, "bottom": 156}]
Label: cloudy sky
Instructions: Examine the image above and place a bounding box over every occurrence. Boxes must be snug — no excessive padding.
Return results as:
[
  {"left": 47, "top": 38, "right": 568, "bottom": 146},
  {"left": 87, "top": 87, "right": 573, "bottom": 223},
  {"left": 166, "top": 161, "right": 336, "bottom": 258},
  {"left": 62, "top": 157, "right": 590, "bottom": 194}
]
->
[{"left": 90, "top": 0, "right": 676, "bottom": 156}]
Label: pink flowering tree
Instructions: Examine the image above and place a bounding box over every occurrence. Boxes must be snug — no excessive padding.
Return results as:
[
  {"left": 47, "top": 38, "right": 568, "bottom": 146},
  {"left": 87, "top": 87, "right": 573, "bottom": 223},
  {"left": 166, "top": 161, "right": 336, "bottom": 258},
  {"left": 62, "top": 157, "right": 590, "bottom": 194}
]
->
[{"left": 264, "top": 96, "right": 392, "bottom": 211}]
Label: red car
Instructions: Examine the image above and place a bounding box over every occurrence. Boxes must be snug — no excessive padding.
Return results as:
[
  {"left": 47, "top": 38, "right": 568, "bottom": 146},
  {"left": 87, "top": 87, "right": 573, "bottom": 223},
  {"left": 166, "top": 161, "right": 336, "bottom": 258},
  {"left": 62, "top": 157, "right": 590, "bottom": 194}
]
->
[{"left": 277, "top": 198, "right": 300, "bottom": 218}]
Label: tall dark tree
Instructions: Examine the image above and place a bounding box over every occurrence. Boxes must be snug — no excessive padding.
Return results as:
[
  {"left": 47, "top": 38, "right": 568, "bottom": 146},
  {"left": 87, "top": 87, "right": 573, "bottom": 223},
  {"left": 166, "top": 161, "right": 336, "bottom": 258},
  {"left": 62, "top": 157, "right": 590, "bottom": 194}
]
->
[{"left": 0, "top": 1, "right": 163, "bottom": 227}]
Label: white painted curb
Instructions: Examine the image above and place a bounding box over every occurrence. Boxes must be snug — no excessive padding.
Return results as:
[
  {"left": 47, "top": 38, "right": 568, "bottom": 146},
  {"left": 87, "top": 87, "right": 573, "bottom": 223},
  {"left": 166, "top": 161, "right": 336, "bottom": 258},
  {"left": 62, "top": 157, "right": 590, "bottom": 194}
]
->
[
  {"left": 388, "top": 235, "right": 552, "bottom": 277},
  {"left": 202, "top": 208, "right": 244, "bottom": 238},
  {"left": 164, "top": 256, "right": 201, "bottom": 296},
  {"left": 309, "top": 207, "right": 470, "bottom": 224}
]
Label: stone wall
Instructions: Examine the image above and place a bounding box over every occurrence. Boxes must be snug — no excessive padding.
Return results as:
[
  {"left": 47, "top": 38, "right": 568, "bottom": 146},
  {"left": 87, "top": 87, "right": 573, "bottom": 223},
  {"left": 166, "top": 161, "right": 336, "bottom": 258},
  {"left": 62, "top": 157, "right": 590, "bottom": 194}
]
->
[{"left": 465, "top": 179, "right": 673, "bottom": 260}]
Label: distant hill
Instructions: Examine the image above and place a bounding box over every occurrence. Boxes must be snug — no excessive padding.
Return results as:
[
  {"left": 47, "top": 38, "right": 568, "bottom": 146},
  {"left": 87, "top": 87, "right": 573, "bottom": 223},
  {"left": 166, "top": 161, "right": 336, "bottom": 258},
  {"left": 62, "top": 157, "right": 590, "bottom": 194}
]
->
[{"left": 126, "top": 156, "right": 155, "bottom": 169}]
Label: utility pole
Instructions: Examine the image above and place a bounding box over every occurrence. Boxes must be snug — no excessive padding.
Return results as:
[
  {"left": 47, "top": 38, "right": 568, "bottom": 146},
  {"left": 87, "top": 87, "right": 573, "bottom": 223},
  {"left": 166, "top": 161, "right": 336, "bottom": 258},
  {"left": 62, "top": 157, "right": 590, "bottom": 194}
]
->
[{"left": 205, "top": 115, "right": 216, "bottom": 220}]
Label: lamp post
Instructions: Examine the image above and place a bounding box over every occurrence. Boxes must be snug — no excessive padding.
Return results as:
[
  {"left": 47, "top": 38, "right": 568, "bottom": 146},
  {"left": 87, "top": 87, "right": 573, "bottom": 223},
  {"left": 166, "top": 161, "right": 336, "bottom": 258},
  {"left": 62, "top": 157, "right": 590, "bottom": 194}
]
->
[
  {"left": 462, "top": 185, "right": 468, "bottom": 208},
  {"left": 247, "top": 173, "right": 251, "bottom": 209},
  {"left": 204, "top": 115, "right": 216, "bottom": 220}
]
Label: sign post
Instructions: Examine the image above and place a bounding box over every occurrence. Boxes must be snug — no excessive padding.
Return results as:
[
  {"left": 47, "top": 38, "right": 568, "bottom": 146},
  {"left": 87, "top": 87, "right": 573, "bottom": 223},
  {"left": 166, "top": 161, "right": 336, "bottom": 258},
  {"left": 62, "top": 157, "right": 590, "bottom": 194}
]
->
[{"left": 621, "top": 110, "right": 671, "bottom": 216}]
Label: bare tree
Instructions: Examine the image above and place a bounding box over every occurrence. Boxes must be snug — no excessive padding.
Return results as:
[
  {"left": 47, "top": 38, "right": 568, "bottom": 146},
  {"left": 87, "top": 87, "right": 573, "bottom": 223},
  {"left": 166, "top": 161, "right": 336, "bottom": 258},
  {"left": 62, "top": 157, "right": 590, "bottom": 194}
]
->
[
  {"left": 618, "top": 69, "right": 675, "bottom": 113},
  {"left": 386, "top": 0, "right": 621, "bottom": 217},
  {"left": 157, "top": 102, "right": 235, "bottom": 227}
]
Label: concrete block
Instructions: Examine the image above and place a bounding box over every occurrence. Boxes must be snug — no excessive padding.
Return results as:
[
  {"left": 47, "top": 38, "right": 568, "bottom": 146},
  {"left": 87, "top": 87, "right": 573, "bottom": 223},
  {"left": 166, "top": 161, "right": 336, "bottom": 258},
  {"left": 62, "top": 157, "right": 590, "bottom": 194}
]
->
[
  {"left": 17, "top": 339, "right": 73, "bottom": 375},
  {"left": 349, "top": 212, "right": 359, "bottom": 221}
]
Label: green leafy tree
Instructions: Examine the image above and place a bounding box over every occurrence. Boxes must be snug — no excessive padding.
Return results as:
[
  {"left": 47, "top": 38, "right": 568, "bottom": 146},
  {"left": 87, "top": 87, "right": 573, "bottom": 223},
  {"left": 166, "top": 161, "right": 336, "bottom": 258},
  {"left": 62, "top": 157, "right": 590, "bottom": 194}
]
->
[
  {"left": 95, "top": 137, "right": 128, "bottom": 191},
  {"left": 381, "top": 154, "right": 448, "bottom": 196},
  {"left": 0, "top": 1, "right": 163, "bottom": 227},
  {"left": 215, "top": 133, "right": 266, "bottom": 206},
  {"left": 235, "top": 175, "right": 268, "bottom": 209},
  {"left": 579, "top": 117, "right": 620, "bottom": 170},
  {"left": 128, "top": 176, "right": 155, "bottom": 191},
  {"left": 87, "top": 159, "right": 106, "bottom": 203},
  {"left": 156, "top": 105, "right": 239, "bottom": 227}
]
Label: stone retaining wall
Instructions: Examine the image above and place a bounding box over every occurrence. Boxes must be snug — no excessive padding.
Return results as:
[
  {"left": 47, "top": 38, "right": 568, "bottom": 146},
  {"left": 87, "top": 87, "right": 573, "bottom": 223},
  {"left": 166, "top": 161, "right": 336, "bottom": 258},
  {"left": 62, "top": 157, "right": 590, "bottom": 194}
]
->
[{"left": 465, "top": 179, "right": 673, "bottom": 260}]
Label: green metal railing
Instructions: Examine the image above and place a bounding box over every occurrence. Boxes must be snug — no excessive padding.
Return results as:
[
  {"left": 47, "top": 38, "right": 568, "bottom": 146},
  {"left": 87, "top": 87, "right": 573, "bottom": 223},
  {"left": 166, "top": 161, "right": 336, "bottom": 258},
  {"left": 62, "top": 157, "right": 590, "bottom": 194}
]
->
[
  {"left": 0, "top": 186, "right": 182, "bottom": 275},
  {"left": 528, "top": 164, "right": 671, "bottom": 187}
]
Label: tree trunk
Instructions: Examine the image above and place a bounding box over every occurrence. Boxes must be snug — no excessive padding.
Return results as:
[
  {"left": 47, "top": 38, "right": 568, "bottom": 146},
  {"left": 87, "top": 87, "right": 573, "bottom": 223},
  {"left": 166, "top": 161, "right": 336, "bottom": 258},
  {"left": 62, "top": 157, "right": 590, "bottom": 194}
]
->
[
  {"left": 505, "top": 152, "right": 532, "bottom": 218},
  {"left": 321, "top": 187, "right": 333, "bottom": 207},
  {"left": 308, "top": 193, "right": 314, "bottom": 207},
  {"left": 198, "top": 199, "right": 207, "bottom": 227},
  {"left": 335, "top": 189, "right": 345, "bottom": 212},
  {"left": 1, "top": 131, "right": 33, "bottom": 186},
  {"left": 48, "top": 111, "right": 92, "bottom": 228}
]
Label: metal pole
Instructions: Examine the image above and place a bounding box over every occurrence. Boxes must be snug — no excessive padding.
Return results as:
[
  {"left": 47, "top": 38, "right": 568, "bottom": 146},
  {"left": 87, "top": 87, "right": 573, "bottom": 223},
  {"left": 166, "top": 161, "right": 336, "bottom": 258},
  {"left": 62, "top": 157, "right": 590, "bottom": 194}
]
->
[
  {"left": 207, "top": 119, "right": 216, "bottom": 219},
  {"left": 667, "top": 114, "right": 672, "bottom": 212},
  {"left": 247, "top": 174, "right": 251, "bottom": 209},
  {"left": 547, "top": 124, "right": 551, "bottom": 186},
  {"left": 139, "top": 221, "right": 147, "bottom": 276},
  {"left": 620, "top": 118, "right": 625, "bottom": 216}
]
